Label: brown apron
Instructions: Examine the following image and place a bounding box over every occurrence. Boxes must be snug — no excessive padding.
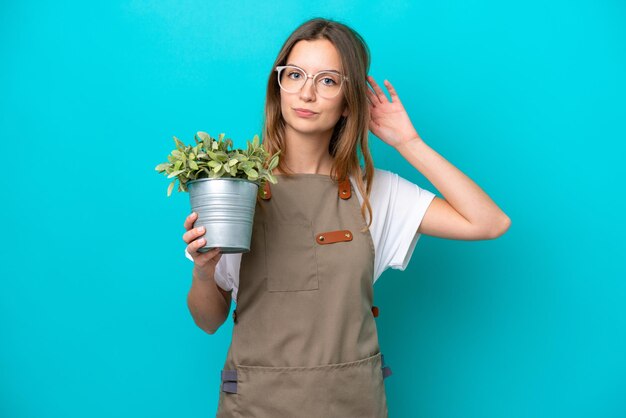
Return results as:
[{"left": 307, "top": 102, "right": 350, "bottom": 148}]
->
[{"left": 216, "top": 173, "right": 392, "bottom": 418}]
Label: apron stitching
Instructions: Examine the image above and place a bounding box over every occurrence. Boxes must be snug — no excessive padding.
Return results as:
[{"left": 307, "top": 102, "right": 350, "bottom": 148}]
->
[{"left": 235, "top": 351, "right": 381, "bottom": 372}]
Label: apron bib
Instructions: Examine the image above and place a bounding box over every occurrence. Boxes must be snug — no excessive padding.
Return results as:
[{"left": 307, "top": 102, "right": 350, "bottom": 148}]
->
[{"left": 216, "top": 173, "right": 392, "bottom": 418}]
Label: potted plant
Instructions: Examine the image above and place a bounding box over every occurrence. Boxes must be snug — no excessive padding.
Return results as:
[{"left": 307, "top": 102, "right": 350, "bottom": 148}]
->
[{"left": 155, "top": 131, "right": 280, "bottom": 254}]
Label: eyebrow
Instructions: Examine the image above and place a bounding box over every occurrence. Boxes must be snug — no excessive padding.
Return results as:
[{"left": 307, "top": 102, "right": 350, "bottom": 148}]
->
[{"left": 286, "top": 62, "right": 342, "bottom": 73}]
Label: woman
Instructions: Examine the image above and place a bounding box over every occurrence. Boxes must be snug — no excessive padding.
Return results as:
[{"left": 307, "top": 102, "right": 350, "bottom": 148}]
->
[{"left": 184, "top": 17, "right": 510, "bottom": 417}]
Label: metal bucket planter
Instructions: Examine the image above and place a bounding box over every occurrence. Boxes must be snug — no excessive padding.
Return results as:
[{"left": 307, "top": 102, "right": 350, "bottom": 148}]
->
[{"left": 187, "top": 177, "right": 259, "bottom": 254}]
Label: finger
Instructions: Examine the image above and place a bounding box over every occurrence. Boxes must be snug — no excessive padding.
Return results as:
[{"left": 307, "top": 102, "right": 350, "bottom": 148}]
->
[
  {"left": 367, "top": 75, "right": 388, "bottom": 103},
  {"left": 187, "top": 236, "right": 207, "bottom": 257},
  {"left": 365, "top": 86, "right": 378, "bottom": 106},
  {"left": 182, "top": 225, "right": 205, "bottom": 244},
  {"left": 365, "top": 78, "right": 382, "bottom": 104},
  {"left": 184, "top": 212, "right": 198, "bottom": 231},
  {"left": 384, "top": 79, "right": 400, "bottom": 103},
  {"left": 197, "top": 248, "right": 222, "bottom": 264}
]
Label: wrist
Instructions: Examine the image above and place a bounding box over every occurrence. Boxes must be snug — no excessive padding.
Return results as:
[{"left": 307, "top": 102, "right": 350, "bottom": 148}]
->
[
  {"left": 395, "top": 135, "right": 424, "bottom": 151},
  {"left": 192, "top": 266, "right": 214, "bottom": 282}
]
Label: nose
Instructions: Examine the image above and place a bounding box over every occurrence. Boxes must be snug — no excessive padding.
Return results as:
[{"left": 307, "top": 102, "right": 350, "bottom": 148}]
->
[{"left": 299, "top": 75, "right": 316, "bottom": 101}]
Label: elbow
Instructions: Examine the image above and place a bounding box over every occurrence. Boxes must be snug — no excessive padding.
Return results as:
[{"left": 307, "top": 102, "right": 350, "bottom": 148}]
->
[
  {"left": 186, "top": 294, "right": 223, "bottom": 335},
  {"left": 487, "top": 215, "right": 511, "bottom": 239},
  {"left": 193, "top": 315, "right": 220, "bottom": 335}
]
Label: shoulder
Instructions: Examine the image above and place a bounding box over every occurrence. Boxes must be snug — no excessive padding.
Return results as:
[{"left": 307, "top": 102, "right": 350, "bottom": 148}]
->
[{"left": 349, "top": 166, "right": 395, "bottom": 201}]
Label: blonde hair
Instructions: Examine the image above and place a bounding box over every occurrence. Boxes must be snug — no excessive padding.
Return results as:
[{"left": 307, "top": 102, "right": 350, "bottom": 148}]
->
[{"left": 261, "top": 17, "right": 375, "bottom": 232}]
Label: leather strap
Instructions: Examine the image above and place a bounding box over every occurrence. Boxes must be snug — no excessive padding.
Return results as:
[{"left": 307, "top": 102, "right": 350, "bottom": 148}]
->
[
  {"left": 260, "top": 181, "right": 272, "bottom": 200},
  {"left": 338, "top": 177, "right": 351, "bottom": 199},
  {"left": 315, "top": 230, "right": 353, "bottom": 245}
]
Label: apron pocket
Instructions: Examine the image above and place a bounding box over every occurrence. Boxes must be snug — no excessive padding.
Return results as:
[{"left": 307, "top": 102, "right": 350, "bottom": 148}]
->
[
  {"left": 264, "top": 221, "right": 319, "bottom": 292},
  {"left": 235, "top": 352, "right": 387, "bottom": 418},
  {"left": 327, "top": 352, "right": 389, "bottom": 418}
]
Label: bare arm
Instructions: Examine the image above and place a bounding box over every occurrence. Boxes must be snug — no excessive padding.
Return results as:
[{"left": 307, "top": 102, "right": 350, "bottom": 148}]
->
[
  {"left": 397, "top": 138, "right": 511, "bottom": 240},
  {"left": 184, "top": 212, "right": 232, "bottom": 334},
  {"left": 365, "top": 75, "right": 511, "bottom": 240},
  {"left": 187, "top": 268, "right": 231, "bottom": 334}
]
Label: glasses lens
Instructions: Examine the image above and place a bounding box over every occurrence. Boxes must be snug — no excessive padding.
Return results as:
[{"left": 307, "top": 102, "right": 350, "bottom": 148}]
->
[
  {"left": 315, "top": 72, "right": 343, "bottom": 98},
  {"left": 278, "top": 66, "right": 305, "bottom": 93}
]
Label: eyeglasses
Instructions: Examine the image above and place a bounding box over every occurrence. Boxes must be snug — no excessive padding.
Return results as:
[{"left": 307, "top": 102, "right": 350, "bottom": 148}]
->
[{"left": 275, "top": 65, "right": 349, "bottom": 99}]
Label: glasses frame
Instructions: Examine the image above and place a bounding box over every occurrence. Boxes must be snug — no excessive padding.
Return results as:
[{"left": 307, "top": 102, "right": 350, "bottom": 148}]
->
[{"left": 275, "top": 65, "right": 349, "bottom": 98}]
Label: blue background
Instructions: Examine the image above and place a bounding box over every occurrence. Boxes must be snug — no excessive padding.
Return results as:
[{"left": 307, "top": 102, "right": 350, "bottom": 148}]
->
[{"left": 1, "top": 1, "right": 625, "bottom": 417}]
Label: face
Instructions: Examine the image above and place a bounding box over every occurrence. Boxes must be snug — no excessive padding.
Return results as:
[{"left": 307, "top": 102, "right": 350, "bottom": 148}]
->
[{"left": 279, "top": 39, "right": 349, "bottom": 137}]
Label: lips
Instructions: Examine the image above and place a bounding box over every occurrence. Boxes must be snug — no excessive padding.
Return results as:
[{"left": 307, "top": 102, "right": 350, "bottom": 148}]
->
[{"left": 293, "top": 108, "right": 317, "bottom": 115}]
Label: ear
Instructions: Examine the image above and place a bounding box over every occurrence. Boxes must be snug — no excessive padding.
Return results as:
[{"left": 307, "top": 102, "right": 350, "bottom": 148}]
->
[{"left": 342, "top": 105, "right": 348, "bottom": 118}]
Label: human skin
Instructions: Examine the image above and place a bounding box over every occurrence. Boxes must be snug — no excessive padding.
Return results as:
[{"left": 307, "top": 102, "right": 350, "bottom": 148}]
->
[
  {"left": 276, "top": 38, "right": 349, "bottom": 175},
  {"left": 365, "top": 75, "right": 511, "bottom": 239},
  {"left": 184, "top": 211, "right": 229, "bottom": 334}
]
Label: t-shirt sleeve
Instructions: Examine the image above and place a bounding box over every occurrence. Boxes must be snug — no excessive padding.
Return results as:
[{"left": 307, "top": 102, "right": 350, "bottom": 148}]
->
[
  {"left": 184, "top": 248, "right": 234, "bottom": 292},
  {"left": 376, "top": 170, "right": 436, "bottom": 274}
]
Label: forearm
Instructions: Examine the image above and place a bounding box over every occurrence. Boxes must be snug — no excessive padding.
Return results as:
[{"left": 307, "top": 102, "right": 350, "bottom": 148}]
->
[
  {"left": 187, "top": 270, "right": 229, "bottom": 334},
  {"left": 395, "top": 136, "right": 510, "bottom": 234}
]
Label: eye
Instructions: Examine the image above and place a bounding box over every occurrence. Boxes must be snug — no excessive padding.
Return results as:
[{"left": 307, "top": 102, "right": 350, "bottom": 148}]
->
[
  {"left": 288, "top": 71, "right": 302, "bottom": 79},
  {"left": 317, "top": 72, "right": 340, "bottom": 86}
]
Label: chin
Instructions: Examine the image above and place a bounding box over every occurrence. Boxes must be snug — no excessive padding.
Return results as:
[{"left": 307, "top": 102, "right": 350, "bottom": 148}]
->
[{"left": 288, "top": 115, "right": 333, "bottom": 129}]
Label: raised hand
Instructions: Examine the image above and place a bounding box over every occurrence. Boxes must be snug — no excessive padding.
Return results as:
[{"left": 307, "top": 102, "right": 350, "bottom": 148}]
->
[{"left": 366, "top": 75, "right": 422, "bottom": 148}]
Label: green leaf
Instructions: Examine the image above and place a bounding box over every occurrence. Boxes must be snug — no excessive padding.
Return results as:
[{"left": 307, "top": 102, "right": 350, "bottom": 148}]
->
[
  {"left": 253, "top": 134, "right": 259, "bottom": 147},
  {"left": 173, "top": 136, "right": 185, "bottom": 150},
  {"left": 189, "top": 160, "right": 198, "bottom": 170},
  {"left": 268, "top": 155, "right": 279, "bottom": 170},
  {"left": 212, "top": 163, "right": 222, "bottom": 173},
  {"left": 167, "top": 170, "right": 184, "bottom": 178},
  {"left": 244, "top": 168, "right": 258, "bottom": 177},
  {"left": 228, "top": 158, "right": 238, "bottom": 167},
  {"left": 167, "top": 180, "right": 176, "bottom": 196},
  {"left": 155, "top": 163, "right": 170, "bottom": 172},
  {"left": 196, "top": 131, "right": 210, "bottom": 141}
]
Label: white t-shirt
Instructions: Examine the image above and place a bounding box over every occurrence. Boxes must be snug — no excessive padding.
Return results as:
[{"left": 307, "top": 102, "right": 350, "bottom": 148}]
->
[{"left": 185, "top": 168, "right": 436, "bottom": 304}]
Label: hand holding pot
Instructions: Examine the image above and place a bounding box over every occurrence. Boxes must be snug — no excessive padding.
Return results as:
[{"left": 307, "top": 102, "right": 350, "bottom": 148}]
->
[{"left": 183, "top": 211, "right": 222, "bottom": 281}]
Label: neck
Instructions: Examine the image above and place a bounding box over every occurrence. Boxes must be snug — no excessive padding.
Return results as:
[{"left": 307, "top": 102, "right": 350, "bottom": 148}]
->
[{"left": 278, "top": 126, "right": 334, "bottom": 175}]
